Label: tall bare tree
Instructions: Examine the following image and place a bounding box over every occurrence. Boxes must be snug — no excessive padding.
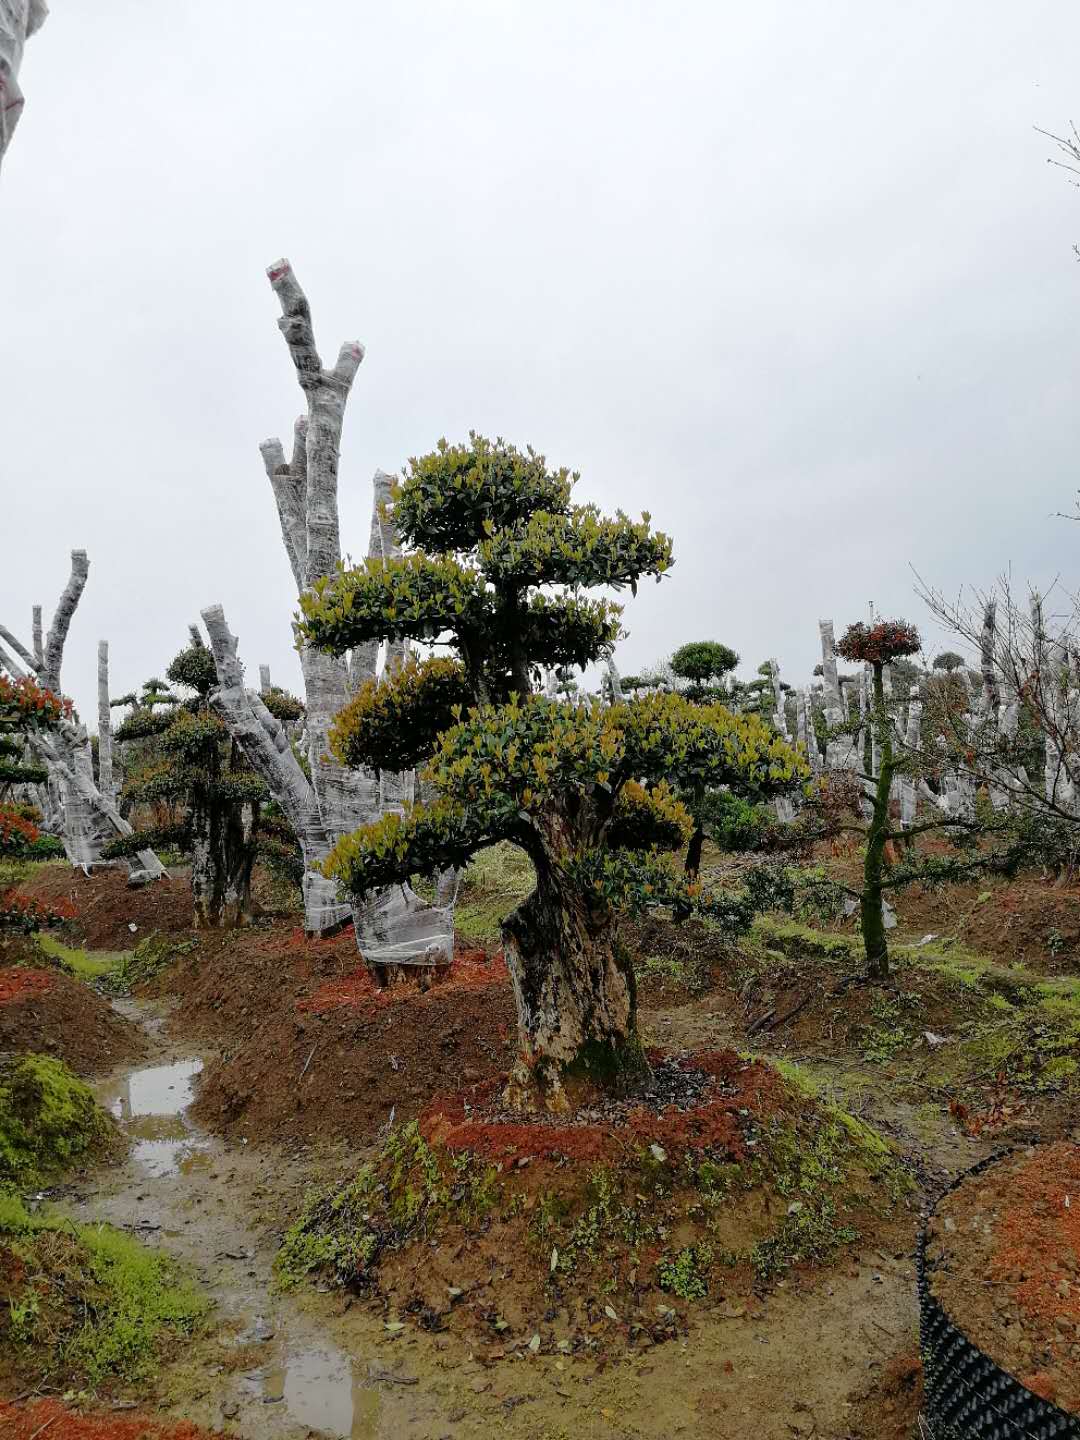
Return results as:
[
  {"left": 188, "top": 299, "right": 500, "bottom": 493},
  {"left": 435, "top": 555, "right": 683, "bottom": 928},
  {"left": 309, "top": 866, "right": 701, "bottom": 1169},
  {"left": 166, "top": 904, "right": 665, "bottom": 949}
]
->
[{"left": 203, "top": 260, "right": 453, "bottom": 967}]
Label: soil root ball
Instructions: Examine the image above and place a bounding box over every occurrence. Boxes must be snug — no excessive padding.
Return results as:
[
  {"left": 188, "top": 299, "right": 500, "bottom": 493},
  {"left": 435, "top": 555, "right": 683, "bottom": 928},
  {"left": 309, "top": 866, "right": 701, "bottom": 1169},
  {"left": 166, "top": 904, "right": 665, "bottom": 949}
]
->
[{"left": 919, "top": 1143, "right": 1080, "bottom": 1435}]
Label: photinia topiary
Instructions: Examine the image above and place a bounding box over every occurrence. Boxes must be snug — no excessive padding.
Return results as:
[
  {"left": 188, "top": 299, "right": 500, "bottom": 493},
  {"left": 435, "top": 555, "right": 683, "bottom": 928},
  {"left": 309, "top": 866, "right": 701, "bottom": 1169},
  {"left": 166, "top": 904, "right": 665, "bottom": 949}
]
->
[
  {"left": 837, "top": 620, "right": 921, "bottom": 666},
  {"left": 0, "top": 673, "right": 71, "bottom": 790},
  {"left": 300, "top": 435, "right": 808, "bottom": 1113}
]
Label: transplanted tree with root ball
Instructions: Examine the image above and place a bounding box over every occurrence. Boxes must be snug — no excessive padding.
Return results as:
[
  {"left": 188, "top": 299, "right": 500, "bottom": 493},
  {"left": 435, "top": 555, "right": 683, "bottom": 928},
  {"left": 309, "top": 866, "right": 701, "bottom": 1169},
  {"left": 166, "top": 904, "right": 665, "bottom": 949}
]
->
[{"left": 299, "top": 435, "right": 808, "bottom": 1112}]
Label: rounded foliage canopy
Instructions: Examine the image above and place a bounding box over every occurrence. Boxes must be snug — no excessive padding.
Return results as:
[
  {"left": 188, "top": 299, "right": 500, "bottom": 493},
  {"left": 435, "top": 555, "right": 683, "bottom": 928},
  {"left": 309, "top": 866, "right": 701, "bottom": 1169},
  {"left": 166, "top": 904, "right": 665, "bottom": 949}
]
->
[
  {"left": 837, "top": 620, "right": 921, "bottom": 666},
  {"left": 298, "top": 432, "right": 673, "bottom": 711},
  {"left": 671, "top": 640, "right": 740, "bottom": 685}
]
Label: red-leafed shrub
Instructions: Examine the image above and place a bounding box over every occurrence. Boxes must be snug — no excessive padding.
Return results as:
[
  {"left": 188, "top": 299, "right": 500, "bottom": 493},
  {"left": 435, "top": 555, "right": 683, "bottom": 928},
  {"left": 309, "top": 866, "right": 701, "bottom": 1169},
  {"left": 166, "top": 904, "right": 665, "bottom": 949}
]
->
[
  {"left": 0, "top": 891, "right": 74, "bottom": 932},
  {"left": 0, "top": 673, "right": 72, "bottom": 726},
  {"left": 837, "top": 619, "right": 921, "bottom": 665},
  {"left": 0, "top": 806, "right": 40, "bottom": 854}
]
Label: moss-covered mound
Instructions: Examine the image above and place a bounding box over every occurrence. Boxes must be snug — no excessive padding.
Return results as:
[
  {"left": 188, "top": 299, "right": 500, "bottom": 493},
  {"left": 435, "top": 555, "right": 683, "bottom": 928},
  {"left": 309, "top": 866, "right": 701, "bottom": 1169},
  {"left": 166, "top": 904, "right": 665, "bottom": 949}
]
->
[
  {"left": 0, "top": 1054, "right": 115, "bottom": 1183},
  {"left": 0, "top": 1189, "right": 209, "bottom": 1394},
  {"left": 278, "top": 1051, "right": 911, "bottom": 1352}
]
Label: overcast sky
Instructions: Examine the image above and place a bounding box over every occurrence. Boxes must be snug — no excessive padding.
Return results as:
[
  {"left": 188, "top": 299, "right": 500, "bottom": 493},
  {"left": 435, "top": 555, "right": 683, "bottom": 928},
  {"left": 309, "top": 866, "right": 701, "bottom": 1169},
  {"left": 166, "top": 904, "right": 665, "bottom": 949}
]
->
[{"left": 2, "top": 1, "right": 1077, "bottom": 721}]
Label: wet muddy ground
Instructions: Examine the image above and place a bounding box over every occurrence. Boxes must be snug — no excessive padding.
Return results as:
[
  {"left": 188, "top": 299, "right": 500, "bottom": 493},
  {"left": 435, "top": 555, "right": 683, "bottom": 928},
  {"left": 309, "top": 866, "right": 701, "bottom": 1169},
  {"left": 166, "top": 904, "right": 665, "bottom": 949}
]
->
[
  {"left": 43, "top": 989, "right": 953, "bottom": 1440},
  {"left": 10, "top": 854, "right": 1080, "bottom": 1439}
]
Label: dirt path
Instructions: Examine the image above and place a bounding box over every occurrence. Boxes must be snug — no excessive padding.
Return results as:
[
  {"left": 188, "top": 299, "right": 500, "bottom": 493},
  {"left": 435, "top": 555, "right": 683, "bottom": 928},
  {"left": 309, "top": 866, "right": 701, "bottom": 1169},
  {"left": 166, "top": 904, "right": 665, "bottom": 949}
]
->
[
  {"left": 48, "top": 992, "right": 948, "bottom": 1439},
  {"left": 67, "top": 997, "right": 458, "bottom": 1438}
]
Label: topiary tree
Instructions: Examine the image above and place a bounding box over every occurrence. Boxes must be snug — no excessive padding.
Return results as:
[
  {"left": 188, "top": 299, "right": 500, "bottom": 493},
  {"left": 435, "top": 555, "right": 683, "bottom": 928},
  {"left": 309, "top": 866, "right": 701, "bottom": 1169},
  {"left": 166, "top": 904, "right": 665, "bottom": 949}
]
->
[
  {"left": 299, "top": 435, "right": 808, "bottom": 1112},
  {"left": 670, "top": 640, "right": 745, "bottom": 875},
  {"left": 670, "top": 640, "right": 740, "bottom": 697},
  {"left": 104, "top": 633, "right": 297, "bottom": 926},
  {"left": 820, "top": 620, "right": 1032, "bottom": 981},
  {"left": 932, "top": 651, "right": 965, "bottom": 673}
]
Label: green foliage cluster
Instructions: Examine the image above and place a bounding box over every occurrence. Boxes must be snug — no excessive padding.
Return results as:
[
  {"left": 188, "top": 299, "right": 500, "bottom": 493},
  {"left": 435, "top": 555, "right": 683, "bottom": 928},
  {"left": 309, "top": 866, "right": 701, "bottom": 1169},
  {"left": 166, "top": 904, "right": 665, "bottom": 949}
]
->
[
  {"left": 671, "top": 641, "right": 739, "bottom": 694},
  {"left": 698, "top": 790, "right": 783, "bottom": 853},
  {"left": 299, "top": 433, "right": 671, "bottom": 716},
  {"left": 0, "top": 1054, "right": 113, "bottom": 1183},
  {"left": 0, "top": 1187, "right": 208, "bottom": 1387},
  {"left": 324, "top": 690, "right": 807, "bottom": 923},
  {"left": 330, "top": 656, "right": 472, "bottom": 775},
  {"left": 106, "top": 638, "right": 301, "bottom": 917},
  {"left": 261, "top": 686, "right": 305, "bottom": 723}
]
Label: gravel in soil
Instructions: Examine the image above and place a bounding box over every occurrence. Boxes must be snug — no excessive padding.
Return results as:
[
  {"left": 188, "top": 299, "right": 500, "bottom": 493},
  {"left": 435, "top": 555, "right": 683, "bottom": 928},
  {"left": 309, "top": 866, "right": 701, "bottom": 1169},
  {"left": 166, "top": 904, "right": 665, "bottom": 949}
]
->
[{"left": 925, "top": 1141, "right": 1080, "bottom": 1413}]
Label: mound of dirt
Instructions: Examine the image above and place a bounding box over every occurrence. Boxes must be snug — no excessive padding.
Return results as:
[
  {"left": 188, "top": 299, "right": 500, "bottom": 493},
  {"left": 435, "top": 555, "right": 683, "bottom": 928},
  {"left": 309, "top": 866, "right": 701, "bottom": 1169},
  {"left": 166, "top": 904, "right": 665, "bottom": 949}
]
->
[
  {"left": 0, "top": 964, "right": 145, "bottom": 1075},
  {"left": 0, "top": 1400, "right": 217, "bottom": 1439},
  {"left": 16, "top": 864, "right": 196, "bottom": 949},
  {"left": 925, "top": 1142, "right": 1080, "bottom": 1414},
  {"left": 186, "top": 930, "right": 516, "bottom": 1143},
  {"left": 278, "top": 1050, "right": 913, "bottom": 1354}
]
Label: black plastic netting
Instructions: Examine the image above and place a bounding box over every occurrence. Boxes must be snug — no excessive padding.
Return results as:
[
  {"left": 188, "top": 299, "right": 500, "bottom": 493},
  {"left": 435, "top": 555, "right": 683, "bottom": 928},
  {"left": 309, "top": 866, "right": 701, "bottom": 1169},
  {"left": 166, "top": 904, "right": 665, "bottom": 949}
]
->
[{"left": 918, "top": 1149, "right": 1080, "bottom": 1440}]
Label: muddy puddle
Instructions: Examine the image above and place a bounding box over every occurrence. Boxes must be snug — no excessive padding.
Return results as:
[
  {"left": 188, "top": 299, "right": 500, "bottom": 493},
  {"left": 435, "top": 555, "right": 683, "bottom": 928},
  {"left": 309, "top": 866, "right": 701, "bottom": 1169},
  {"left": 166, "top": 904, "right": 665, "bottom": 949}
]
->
[
  {"left": 95, "top": 1056, "right": 211, "bottom": 1178},
  {"left": 76, "top": 999, "right": 447, "bottom": 1439}
]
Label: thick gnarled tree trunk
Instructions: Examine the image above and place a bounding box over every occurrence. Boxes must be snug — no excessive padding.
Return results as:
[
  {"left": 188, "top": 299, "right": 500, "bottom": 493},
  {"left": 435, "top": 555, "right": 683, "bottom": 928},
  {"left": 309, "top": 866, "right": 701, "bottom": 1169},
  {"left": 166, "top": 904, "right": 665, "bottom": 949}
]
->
[
  {"left": 189, "top": 794, "right": 257, "bottom": 928},
  {"left": 502, "top": 869, "right": 648, "bottom": 1115},
  {"left": 500, "top": 805, "right": 650, "bottom": 1114}
]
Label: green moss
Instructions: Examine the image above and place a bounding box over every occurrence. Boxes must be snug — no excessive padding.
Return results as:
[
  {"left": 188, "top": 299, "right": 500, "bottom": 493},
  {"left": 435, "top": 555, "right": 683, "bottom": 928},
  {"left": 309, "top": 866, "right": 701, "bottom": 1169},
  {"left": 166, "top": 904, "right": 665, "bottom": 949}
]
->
[
  {"left": 35, "top": 931, "right": 130, "bottom": 982},
  {"left": 923, "top": 955, "right": 1080, "bottom": 1094},
  {"left": 0, "top": 1054, "right": 113, "bottom": 1183},
  {"left": 751, "top": 918, "right": 860, "bottom": 963},
  {"left": 657, "top": 1243, "right": 712, "bottom": 1299},
  {"left": 0, "top": 1187, "right": 208, "bottom": 1387}
]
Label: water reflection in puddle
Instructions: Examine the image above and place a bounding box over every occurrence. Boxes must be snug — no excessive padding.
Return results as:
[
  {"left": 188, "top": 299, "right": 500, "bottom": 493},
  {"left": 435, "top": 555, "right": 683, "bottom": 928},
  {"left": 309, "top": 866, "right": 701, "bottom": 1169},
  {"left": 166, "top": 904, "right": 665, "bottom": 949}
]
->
[
  {"left": 96, "top": 1058, "right": 209, "bottom": 1177},
  {"left": 251, "top": 1342, "right": 381, "bottom": 1438}
]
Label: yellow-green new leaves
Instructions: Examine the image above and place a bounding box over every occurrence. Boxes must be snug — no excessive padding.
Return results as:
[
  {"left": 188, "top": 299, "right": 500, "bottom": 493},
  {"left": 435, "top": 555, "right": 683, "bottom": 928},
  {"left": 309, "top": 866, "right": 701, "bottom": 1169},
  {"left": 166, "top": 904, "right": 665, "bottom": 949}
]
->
[
  {"left": 393, "top": 433, "right": 575, "bottom": 553},
  {"left": 423, "top": 691, "right": 809, "bottom": 814},
  {"left": 298, "top": 553, "right": 488, "bottom": 654},
  {"left": 329, "top": 657, "right": 472, "bottom": 775},
  {"left": 477, "top": 505, "right": 673, "bottom": 592},
  {"left": 321, "top": 693, "right": 808, "bottom": 900},
  {"left": 296, "top": 433, "right": 670, "bottom": 702},
  {"left": 324, "top": 798, "right": 494, "bottom": 897},
  {"left": 608, "top": 780, "right": 693, "bottom": 851}
]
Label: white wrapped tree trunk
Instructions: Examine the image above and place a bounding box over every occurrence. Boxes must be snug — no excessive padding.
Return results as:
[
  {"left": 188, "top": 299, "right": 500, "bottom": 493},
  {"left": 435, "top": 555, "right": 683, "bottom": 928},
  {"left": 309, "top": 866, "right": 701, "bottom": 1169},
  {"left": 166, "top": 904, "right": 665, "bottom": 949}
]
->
[
  {"left": 204, "top": 260, "right": 453, "bottom": 967},
  {"left": 0, "top": 550, "right": 163, "bottom": 881},
  {"left": 819, "top": 620, "right": 859, "bottom": 772},
  {"left": 0, "top": 0, "right": 47, "bottom": 170},
  {"left": 97, "top": 640, "right": 115, "bottom": 804}
]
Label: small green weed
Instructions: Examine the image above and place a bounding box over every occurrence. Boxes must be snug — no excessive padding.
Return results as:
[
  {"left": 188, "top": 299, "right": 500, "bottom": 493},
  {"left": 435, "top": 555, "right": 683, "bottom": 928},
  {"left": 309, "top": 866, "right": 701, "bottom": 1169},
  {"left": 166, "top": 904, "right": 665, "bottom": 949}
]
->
[{"left": 657, "top": 1243, "right": 712, "bottom": 1299}]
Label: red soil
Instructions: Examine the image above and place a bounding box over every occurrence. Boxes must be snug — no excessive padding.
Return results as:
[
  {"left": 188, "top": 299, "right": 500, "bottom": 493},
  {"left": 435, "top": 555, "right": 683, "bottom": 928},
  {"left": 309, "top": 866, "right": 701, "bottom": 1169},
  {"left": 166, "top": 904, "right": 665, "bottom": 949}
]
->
[
  {"left": 0, "top": 1399, "right": 218, "bottom": 1439},
  {"left": 0, "top": 967, "right": 53, "bottom": 1004},
  {"left": 989, "top": 1143, "right": 1080, "bottom": 1333},
  {"left": 420, "top": 1051, "right": 784, "bottom": 1166},
  {"left": 297, "top": 949, "right": 508, "bottom": 1014},
  {"left": 928, "top": 1142, "right": 1080, "bottom": 1414}
]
